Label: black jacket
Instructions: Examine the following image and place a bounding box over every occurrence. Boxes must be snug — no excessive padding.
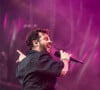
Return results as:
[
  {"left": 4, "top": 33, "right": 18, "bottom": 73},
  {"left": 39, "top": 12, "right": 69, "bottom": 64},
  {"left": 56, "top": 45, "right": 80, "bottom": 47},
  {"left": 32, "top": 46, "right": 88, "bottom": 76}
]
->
[{"left": 16, "top": 50, "right": 64, "bottom": 90}]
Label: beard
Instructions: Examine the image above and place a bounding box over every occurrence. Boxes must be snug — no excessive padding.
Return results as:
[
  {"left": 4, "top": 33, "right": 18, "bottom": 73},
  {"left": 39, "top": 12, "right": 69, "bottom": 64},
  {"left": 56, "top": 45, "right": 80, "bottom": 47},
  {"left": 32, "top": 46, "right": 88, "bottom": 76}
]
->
[
  {"left": 39, "top": 43, "right": 51, "bottom": 53},
  {"left": 39, "top": 44, "right": 47, "bottom": 52}
]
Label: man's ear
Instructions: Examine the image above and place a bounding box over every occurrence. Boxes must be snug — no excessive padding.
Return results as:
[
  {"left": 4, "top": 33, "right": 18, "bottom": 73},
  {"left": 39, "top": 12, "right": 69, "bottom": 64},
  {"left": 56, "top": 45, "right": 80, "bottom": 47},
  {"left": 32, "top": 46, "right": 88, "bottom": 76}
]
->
[{"left": 32, "top": 40, "right": 38, "bottom": 46}]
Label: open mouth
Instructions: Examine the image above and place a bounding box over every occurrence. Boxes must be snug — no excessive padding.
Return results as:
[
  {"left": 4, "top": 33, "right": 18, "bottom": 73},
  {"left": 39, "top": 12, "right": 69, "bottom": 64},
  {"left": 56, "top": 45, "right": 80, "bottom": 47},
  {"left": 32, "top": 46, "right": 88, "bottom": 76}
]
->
[{"left": 47, "top": 44, "right": 52, "bottom": 49}]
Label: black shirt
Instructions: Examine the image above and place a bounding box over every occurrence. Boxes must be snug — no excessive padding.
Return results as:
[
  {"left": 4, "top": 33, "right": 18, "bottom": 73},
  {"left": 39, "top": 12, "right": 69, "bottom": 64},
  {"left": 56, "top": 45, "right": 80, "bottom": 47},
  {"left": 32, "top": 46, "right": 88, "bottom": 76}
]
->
[{"left": 16, "top": 50, "right": 64, "bottom": 90}]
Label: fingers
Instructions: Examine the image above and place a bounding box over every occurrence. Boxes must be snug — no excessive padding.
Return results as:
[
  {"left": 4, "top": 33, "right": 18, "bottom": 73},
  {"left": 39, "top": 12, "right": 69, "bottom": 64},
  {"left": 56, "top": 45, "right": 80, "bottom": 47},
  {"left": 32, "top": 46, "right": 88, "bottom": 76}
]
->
[
  {"left": 17, "top": 50, "right": 23, "bottom": 55},
  {"left": 60, "top": 50, "right": 72, "bottom": 60},
  {"left": 16, "top": 50, "right": 26, "bottom": 63},
  {"left": 60, "top": 50, "right": 63, "bottom": 54},
  {"left": 69, "top": 54, "right": 72, "bottom": 57},
  {"left": 16, "top": 59, "right": 19, "bottom": 63}
]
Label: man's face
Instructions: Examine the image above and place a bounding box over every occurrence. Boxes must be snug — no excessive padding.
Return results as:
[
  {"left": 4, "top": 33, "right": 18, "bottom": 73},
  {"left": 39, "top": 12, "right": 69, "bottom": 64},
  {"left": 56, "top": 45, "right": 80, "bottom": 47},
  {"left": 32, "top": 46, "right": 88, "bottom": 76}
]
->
[{"left": 38, "top": 32, "right": 52, "bottom": 53}]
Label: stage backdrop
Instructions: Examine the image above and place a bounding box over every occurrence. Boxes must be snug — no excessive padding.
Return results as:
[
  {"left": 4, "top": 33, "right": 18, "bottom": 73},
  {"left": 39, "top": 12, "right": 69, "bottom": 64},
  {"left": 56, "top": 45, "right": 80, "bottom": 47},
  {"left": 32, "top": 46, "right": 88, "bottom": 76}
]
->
[{"left": 0, "top": 0, "right": 100, "bottom": 90}]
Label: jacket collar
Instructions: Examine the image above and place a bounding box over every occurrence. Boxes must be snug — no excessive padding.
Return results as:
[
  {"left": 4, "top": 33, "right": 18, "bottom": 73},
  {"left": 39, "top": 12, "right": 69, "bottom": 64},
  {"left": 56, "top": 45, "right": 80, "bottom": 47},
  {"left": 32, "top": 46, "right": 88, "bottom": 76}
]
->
[
  {"left": 26, "top": 50, "right": 48, "bottom": 55},
  {"left": 26, "top": 50, "right": 37, "bottom": 55}
]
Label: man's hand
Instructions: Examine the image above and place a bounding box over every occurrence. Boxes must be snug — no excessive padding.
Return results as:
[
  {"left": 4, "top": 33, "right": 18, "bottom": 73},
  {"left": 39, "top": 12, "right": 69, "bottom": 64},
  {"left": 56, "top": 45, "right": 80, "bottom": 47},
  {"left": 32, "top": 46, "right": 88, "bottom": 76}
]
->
[
  {"left": 60, "top": 50, "right": 71, "bottom": 76},
  {"left": 60, "top": 50, "right": 71, "bottom": 61},
  {"left": 16, "top": 50, "right": 26, "bottom": 63}
]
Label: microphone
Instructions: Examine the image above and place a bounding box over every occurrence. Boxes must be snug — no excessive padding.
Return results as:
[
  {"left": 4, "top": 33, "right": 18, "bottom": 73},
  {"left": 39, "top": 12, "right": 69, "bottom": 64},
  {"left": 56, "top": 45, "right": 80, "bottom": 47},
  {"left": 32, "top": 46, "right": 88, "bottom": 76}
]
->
[{"left": 54, "top": 51, "right": 83, "bottom": 64}]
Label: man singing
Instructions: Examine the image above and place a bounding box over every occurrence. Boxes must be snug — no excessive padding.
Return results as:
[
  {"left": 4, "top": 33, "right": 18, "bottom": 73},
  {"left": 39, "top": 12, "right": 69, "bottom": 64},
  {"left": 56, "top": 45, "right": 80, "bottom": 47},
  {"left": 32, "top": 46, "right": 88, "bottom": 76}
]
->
[{"left": 16, "top": 28, "right": 71, "bottom": 90}]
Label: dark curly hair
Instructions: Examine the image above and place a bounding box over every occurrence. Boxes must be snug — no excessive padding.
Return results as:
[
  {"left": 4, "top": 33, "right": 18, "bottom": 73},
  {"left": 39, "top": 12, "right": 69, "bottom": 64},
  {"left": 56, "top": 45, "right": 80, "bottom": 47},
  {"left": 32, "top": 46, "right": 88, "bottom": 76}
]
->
[{"left": 26, "top": 28, "right": 49, "bottom": 50}]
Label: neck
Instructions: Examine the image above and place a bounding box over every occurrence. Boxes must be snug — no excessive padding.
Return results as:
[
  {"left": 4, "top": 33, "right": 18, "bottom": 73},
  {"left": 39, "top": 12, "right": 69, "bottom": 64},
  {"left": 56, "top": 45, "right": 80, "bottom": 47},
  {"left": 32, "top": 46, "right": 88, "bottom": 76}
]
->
[{"left": 32, "top": 47, "right": 41, "bottom": 52}]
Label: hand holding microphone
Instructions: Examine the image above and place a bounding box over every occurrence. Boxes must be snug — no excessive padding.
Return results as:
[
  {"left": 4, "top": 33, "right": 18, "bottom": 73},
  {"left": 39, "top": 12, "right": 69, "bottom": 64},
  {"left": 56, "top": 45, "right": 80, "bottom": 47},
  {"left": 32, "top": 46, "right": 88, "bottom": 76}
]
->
[
  {"left": 59, "top": 50, "right": 72, "bottom": 76},
  {"left": 60, "top": 50, "right": 71, "bottom": 61},
  {"left": 54, "top": 50, "right": 83, "bottom": 64}
]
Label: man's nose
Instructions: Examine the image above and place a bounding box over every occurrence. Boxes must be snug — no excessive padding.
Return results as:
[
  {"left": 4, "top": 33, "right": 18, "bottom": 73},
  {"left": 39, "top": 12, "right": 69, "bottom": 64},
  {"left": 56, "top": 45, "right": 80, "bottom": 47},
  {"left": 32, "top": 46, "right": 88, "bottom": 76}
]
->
[{"left": 48, "top": 39, "right": 52, "bottom": 43}]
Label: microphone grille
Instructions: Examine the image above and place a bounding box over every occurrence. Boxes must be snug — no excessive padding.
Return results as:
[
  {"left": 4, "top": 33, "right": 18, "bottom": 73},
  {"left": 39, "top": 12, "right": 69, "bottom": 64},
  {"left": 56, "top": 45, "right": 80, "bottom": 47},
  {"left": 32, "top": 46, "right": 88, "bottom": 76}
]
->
[{"left": 54, "top": 51, "right": 60, "bottom": 57}]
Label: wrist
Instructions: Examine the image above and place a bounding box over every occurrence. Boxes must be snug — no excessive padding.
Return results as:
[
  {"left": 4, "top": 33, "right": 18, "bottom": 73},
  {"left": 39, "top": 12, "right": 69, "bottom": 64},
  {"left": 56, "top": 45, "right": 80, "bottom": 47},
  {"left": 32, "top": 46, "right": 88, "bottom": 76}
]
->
[
  {"left": 61, "top": 59, "right": 70, "bottom": 64},
  {"left": 61, "top": 57, "right": 70, "bottom": 61}
]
